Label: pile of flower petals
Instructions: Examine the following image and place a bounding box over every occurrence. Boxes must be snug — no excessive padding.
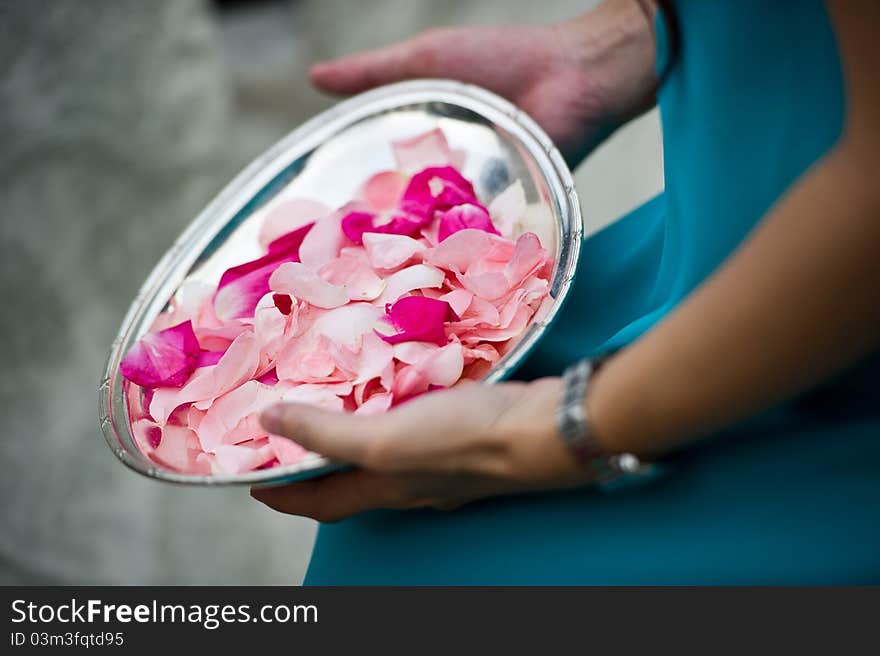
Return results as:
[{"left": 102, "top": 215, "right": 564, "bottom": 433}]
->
[{"left": 122, "top": 128, "right": 552, "bottom": 475}]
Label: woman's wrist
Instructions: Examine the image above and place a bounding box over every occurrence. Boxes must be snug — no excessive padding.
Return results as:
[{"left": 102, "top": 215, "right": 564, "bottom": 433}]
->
[{"left": 556, "top": 0, "right": 659, "bottom": 125}]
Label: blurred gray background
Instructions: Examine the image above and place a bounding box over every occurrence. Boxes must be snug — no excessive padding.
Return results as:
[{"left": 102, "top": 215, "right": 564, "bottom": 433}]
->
[{"left": 0, "top": 0, "right": 661, "bottom": 584}]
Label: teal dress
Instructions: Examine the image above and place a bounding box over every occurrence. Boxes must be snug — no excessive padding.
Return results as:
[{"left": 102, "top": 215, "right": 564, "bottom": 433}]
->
[{"left": 305, "top": 1, "right": 880, "bottom": 584}]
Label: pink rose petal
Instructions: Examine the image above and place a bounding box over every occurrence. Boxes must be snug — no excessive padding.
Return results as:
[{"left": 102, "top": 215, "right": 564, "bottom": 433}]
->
[
  {"left": 268, "top": 435, "right": 309, "bottom": 465},
  {"left": 120, "top": 320, "right": 200, "bottom": 389},
  {"left": 211, "top": 441, "right": 276, "bottom": 475},
  {"left": 377, "top": 264, "right": 445, "bottom": 305},
  {"left": 401, "top": 166, "right": 477, "bottom": 219},
  {"left": 269, "top": 262, "right": 348, "bottom": 309},
  {"left": 426, "top": 228, "right": 514, "bottom": 274},
  {"left": 299, "top": 208, "right": 347, "bottom": 270},
  {"left": 150, "top": 281, "right": 214, "bottom": 332},
  {"left": 355, "top": 392, "right": 393, "bottom": 415},
  {"left": 487, "top": 180, "right": 526, "bottom": 237},
  {"left": 341, "top": 209, "right": 430, "bottom": 244},
  {"left": 437, "top": 203, "right": 499, "bottom": 242},
  {"left": 126, "top": 128, "right": 552, "bottom": 476},
  {"left": 438, "top": 289, "right": 474, "bottom": 317},
  {"left": 258, "top": 198, "right": 330, "bottom": 250},
  {"left": 213, "top": 222, "right": 313, "bottom": 321},
  {"left": 149, "top": 330, "right": 260, "bottom": 423},
  {"left": 151, "top": 424, "right": 210, "bottom": 474},
  {"left": 378, "top": 296, "right": 458, "bottom": 347},
  {"left": 319, "top": 251, "right": 386, "bottom": 301},
  {"left": 392, "top": 342, "right": 463, "bottom": 399},
  {"left": 392, "top": 128, "right": 453, "bottom": 172},
  {"left": 360, "top": 170, "right": 408, "bottom": 211},
  {"left": 362, "top": 233, "right": 424, "bottom": 270}
]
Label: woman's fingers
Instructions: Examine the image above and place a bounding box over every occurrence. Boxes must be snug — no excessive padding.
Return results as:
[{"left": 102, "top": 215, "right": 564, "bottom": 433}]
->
[
  {"left": 309, "top": 34, "right": 436, "bottom": 95},
  {"left": 250, "top": 470, "right": 402, "bottom": 522},
  {"left": 260, "top": 403, "right": 392, "bottom": 465}
]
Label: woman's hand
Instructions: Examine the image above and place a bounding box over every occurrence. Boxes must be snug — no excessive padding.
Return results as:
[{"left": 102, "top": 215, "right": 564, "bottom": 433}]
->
[
  {"left": 251, "top": 378, "right": 588, "bottom": 522},
  {"left": 309, "top": 0, "right": 659, "bottom": 164}
]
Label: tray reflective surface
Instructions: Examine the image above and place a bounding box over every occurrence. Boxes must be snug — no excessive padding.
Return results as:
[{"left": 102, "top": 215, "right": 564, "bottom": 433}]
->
[{"left": 99, "top": 80, "right": 582, "bottom": 486}]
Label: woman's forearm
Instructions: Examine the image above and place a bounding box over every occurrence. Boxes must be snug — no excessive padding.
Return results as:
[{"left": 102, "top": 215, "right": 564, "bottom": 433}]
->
[
  {"left": 588, "top": 137, "right": 880, "bottom": 457},
  {"left": 585, "top": 0, "right": 880, "bottom": 459}
]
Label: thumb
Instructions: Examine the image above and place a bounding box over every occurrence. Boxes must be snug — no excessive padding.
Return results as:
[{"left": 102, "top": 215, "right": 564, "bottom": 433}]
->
[
  {"left": 260, "top": 403, "right": 388, "bottom": 464},
  {"left": 309, "top": 32, "right": 441, "bottom": 95}
]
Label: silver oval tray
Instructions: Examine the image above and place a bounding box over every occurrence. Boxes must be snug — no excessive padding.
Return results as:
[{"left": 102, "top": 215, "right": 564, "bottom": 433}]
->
[{"left": 99, "top": 79, "right": 582, "bottom": 486}]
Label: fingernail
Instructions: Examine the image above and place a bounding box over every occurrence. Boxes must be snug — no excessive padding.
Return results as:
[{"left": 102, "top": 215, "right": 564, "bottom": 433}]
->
[{"left": 260, "top": 405, "right": 282, "bottom": 434}]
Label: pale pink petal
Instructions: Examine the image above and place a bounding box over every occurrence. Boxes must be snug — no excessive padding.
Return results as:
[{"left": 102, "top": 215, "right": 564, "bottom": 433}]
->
[
  {"left": 391, "top": 342, "right": 463, "bottom": 399},
  {"left": 268, "top": 435, "right": 309, "bottom": 465},
  {"left": 362, "top": 233, "right": 424, "bottom": 270},
  {"left": 426, "top": 228, "right": 514, "bottom": 274},
  {"left": 131, "top": 418, "right": 161, "bottom": 455},
  {"left": 458, "top": 303, "right": 533, "bottom": 343},
  {"left": 457, "top": 270, "right": 510, "bottom": 300},
  {"left": 438, "top": 289, "right": 474, "bottom": 317},
  {"left": 392, "top": 364, "right": 429, "bottom": 400},
  {"left": 150, "top": 280, "right": 214, "bottom": 332},
  {"left": 462, "top": 343, "right": 500, "bottom": 364},
  {"left": 488, "top": 180, "right": 526, "bottom": 237},
  {"left": 449, "top": 148, "right": 467, "bottom": 171},
  {"left": 270, "top": 261, "right": 348, "bottom": 309},
  {"left": 275, "top": 304, "right": 384, "bottom": 381},
  {"left": 462, "top": 295, "right": 501, "bottom": 326},
  {"left": 392, "top": 128, "right": 453, "bottom": 172},
  {"left": 392, "top": 341, "right": 439, "bottom": 365},
  {"left": 506, "top": 232, "right": 548, "bottom": 288},
  {"left": 151, "top": 424, "right": 210, "bottom": 474},
  {"left": 497, "top": 275, "right": 549, "bottom": 328},
  {"left": 351, "top": 332, "right": 394, "bottom": 384},
  {"left": 258, "top": 198, "right": 331, "bottom": 250},
  {"left": 355, "top": 392, "right": 393, "bottom": 415},
  {"left": 120, "top": 320, "right": 200, "bottom": 389},
  {"left": 299, "top": 207, "right": 348, "bottom": 270},
  {"left": 211, "top": 441, "right": 275, "bottom": 474},
  {"left": 309, "top": 303, "right": 385, "bottom": 349},
  {"left": 319, "top": 251, "right": 386, "bottom": 301},
  {"left": 419, "top": 342, "right": 465, "bottom": 387},
  {"left": 377, "top": 264, "right": 445, "bottom": 305},
  {"left": 196, "top": 380, "right": 265, "bottom": 452},
  {"left": 253, "top": 292, "right": 296, "bottom": 374},
  {"left": 360, "top": 170, "right": 408, "bottom": 211}
]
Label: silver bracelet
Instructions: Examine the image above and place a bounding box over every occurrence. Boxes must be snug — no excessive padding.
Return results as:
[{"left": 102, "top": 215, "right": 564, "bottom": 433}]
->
[{"left": 556, "top": 357, "right": 646, "bottom": 484}]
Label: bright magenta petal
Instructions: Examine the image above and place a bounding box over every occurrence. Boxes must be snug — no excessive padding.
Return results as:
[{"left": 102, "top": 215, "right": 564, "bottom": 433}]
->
[
  {"left": 213, "top": 222, "right": 313, "bottom": 321},
  {"left": 437, "top": 203, "right": 499, "bottom": 241},
  {"left": 341, "top": 209, "right": 430, "bottom": 244},
  {"left": 401, "top": 166, "right": 477, "bottom": 219},
  {"left": 378, "top": 296, "right": 459, "bottom": 347},
  {"left": 120, "top": 320, "right": 200, "bottom": 389}
]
